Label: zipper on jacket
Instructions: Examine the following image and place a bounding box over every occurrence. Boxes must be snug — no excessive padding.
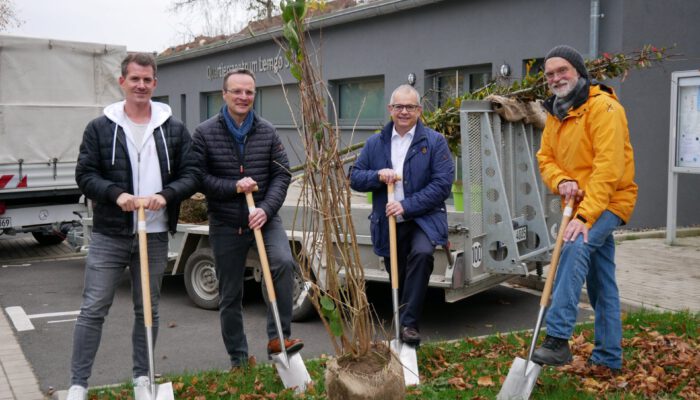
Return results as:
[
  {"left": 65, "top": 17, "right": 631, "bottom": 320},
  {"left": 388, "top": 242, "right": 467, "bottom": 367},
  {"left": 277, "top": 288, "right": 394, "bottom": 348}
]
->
[{"left": 136, "top": 151, "right": 141, "bottom": 197}]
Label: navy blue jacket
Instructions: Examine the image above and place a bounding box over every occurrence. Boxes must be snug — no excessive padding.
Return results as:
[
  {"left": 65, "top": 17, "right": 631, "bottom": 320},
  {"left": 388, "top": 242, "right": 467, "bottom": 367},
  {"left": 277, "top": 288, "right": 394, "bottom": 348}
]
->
[
  {"left": 350, "top": 120, "right": 454, "bottom": 257},
  {"left": 192, "top": 112, "right": 290, "bottom": 229}
]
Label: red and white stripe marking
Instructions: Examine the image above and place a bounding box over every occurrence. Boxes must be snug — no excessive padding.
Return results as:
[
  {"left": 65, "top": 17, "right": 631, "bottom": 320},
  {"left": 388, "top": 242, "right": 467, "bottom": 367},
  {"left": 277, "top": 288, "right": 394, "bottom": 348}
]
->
[{"left": 0, "top": 175, "right": 27, "bottom": 189}]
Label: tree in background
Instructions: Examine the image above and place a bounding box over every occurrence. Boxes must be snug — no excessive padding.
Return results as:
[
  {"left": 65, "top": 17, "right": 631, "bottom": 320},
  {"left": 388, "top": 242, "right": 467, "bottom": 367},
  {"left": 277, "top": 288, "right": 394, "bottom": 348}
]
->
[
  {"left": 0, "top": 0, "right": 22, "bottom": 31},
  {"left": 171, "top": 0, "right": 277, "bottom": 38},
  {"left": 170, "top": 0, "right": 246, "bottom": 37},
  {"left": 247, "top": 0, "right": 277, "bottom": 20}
]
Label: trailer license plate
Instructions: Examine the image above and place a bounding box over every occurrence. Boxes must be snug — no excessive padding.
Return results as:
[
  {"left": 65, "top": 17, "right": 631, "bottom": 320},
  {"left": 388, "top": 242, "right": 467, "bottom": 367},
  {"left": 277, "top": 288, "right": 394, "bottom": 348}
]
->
[
  {"left": 515, "top": 226, "right": 527, "bottom": 242},
  {"left": 0, "top": 217, "right": 10, "bottom": 229}
]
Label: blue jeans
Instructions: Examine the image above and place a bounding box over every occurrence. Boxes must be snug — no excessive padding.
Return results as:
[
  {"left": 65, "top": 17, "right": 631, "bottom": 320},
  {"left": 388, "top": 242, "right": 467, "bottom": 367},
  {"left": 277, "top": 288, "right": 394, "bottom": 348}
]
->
[
  {"left": 210, "top": 215, "right": 295, "bottom": 367},
  {"left": 70, "top": 231, "right": 169, "bottom": 387},
  {"left": 545, "top": 210, "right": 623, "bottom": 369},
  {"left": 383, "top": 221, "right": 434, "bottom": 329}
]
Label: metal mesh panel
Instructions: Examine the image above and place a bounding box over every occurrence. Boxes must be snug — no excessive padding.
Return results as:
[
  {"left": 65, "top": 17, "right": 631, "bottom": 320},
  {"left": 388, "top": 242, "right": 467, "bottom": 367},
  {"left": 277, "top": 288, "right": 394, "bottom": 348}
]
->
[
  {"left": 502, "top": 122, "right": 516, "bottom": 216},
  {"left": 467, "top": 113, "right": 483, "bottom": 236}
]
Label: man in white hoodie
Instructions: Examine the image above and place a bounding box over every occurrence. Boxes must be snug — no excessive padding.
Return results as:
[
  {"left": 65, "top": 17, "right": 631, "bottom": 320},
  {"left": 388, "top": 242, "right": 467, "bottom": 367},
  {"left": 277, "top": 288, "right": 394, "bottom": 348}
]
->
[{"left": 67, "top": 53, "right": 198, "bottom": 399}]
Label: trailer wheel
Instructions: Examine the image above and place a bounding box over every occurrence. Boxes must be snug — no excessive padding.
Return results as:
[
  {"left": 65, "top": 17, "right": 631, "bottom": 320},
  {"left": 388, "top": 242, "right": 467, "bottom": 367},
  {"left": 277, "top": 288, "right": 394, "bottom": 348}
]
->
[
  {"left": 184, "top": 249, "right": 219, "bottom": 310},
  {"left": 31, "top": 232, "right": 66, "bottom": 246},
  {"left": 261, "top": 264, "right": 316, "bottom": 322}
]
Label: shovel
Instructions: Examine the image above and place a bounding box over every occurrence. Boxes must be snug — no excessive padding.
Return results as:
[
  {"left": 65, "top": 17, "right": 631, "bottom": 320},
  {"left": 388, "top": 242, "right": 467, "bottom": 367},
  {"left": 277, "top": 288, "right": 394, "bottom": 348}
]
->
[
  {"left": 387, "top": 182, "right": 420, "bottom": 386},
  {"left": 135, "top": 203, "right": 174, "bottom": 400},
  {"left": 497, "top": 197, "right": 576, "bottom": 400},
  {"left": 239, "top": 186, "right": 311, "bottom": 393}
]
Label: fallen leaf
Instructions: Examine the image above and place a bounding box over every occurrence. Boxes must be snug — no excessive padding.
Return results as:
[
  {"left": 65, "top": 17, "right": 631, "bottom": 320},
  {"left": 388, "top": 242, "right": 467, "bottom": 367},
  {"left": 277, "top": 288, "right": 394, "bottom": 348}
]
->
[
  {"left": 447, "top": 376, "right": 467, "bottom": 389},
  {"left": 477, "top": 375, "right": 495, "bottom": 387}
]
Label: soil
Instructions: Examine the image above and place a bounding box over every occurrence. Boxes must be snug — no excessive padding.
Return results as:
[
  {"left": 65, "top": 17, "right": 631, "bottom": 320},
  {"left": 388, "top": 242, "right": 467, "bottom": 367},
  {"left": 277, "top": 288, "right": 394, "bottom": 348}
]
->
[{"left": 336, "top": 343, "right": 392, "bottom": 375}]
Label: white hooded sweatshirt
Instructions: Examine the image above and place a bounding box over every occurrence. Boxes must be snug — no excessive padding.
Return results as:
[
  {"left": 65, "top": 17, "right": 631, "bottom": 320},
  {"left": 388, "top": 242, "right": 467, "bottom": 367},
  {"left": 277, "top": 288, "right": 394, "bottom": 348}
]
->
[{"left": 103, "top": 100, "right": 173, "bottom": 233}]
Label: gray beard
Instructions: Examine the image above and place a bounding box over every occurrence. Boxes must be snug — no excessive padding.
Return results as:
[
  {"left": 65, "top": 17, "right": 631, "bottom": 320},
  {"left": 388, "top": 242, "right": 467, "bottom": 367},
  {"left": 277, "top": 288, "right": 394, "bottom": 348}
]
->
[{"left": 552, "top": 78, "right": 587, "bottom": 120}]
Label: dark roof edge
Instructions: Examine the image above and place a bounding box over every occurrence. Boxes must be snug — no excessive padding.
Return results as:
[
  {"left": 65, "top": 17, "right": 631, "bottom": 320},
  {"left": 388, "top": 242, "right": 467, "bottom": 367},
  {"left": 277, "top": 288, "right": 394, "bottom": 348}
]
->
[{"left": 157, "top": 0, "right": 444, "bottom": 64}]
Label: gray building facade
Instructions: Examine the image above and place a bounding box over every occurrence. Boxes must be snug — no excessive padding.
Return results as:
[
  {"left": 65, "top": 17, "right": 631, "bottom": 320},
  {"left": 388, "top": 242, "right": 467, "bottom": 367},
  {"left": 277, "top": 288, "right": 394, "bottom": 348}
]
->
[{"left": 154, "top": 0, "right": 700, "bottom": 229}]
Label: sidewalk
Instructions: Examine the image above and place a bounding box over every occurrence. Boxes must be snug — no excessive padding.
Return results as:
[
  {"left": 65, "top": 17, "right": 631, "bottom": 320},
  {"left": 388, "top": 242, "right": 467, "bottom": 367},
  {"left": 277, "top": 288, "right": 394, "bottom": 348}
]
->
[
  {"left": 614, "top": 232, "right": 700, "bottom": 312},
  {"left": 0, "top": 310, "right": 43, "bottom": 400},
  {"left": 1, "top": 230, "right": 699, "bottom": 399}
]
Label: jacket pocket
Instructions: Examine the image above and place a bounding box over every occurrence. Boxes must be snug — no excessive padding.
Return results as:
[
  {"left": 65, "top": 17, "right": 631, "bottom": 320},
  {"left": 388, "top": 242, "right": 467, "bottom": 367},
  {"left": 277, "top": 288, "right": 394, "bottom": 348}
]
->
[{"left": 369, "top": 212, "right": 389, "bottom": 255}]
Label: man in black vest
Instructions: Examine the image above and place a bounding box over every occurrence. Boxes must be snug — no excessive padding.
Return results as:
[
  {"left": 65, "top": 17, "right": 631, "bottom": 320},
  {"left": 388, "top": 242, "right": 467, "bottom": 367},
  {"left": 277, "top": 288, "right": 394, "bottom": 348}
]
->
[{"left": 192, "top": 68, "right": 303, "bottom": 369}]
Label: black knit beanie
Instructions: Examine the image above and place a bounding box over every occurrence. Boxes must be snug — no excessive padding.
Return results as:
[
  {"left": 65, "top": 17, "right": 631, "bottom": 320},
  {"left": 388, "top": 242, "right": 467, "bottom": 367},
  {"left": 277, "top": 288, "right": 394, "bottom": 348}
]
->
[{"left": 545, "top": 45, "right": 589, "bottom": 79}]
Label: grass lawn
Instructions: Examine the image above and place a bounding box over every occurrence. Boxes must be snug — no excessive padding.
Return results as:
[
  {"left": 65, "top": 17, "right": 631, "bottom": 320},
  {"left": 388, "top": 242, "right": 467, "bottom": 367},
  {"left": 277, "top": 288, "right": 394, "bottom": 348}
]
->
[{"left": 89, "top": 310, "right": 699, "bottom": 399}]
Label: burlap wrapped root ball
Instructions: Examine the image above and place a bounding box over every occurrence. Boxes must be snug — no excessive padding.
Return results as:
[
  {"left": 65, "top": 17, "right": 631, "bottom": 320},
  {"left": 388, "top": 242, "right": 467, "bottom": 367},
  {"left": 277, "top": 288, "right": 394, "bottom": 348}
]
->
[{"left": 325, "top": 342, "right": 406, "bottom": 400}]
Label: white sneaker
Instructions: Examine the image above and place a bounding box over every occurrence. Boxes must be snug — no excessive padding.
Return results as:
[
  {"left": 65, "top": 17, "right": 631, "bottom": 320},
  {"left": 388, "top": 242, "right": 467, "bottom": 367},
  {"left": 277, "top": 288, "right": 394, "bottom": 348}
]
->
[
  {"left": 133, "top": 375, "right": 151, "bottom": 388},
  {"left": 66, "top": 385, "right": 87, "bottom": 400}
]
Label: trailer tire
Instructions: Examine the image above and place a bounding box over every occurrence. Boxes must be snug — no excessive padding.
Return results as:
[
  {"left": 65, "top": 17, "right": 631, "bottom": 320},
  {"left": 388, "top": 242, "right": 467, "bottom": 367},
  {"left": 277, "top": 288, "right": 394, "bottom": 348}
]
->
[
  {"left": 31, "top": 232, "right": 66, "bottom": 246},
  {"left": 261, "top": 264, "right": 316, "bottom": 322},
  {"left": 184, "top": 249, "right": 220, "bottom": 310}
]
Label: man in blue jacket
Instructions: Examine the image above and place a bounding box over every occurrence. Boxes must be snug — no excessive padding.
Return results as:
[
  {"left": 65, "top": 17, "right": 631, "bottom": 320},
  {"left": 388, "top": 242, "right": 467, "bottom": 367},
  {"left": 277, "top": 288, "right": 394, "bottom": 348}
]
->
[{"left": 350, "top": 84, "right": 453, "bottom": 345}]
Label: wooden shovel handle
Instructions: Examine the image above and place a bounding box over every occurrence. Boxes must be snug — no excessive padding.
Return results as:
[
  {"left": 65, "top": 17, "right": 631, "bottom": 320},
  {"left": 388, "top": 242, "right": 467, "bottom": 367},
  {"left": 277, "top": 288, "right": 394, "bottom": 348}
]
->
[
  {"left": 540, "top": 197, "right": 576, "bottom": 307},
  {"left": 137, "top": 203, "right": 153, "bottom": 328},
  {"left": 237, "top": 185, "right": 276, "bottom": 303},
  {"left": 387, "top": 183, "right": 399, "bottom": 290}
]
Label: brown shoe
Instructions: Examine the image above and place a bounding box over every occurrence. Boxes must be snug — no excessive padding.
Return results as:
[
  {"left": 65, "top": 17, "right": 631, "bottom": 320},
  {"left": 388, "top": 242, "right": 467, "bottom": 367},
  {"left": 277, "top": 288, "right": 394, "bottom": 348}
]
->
[{"left": 267, "top": 337, "right": 304, "bottom": 355}]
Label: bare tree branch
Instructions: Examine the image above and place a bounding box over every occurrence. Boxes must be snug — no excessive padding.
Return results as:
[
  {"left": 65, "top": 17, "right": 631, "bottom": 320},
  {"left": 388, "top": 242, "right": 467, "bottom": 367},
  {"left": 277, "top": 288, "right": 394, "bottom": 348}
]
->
[{"left": 0, "top": 0, "right": 22, "bottom": 32}]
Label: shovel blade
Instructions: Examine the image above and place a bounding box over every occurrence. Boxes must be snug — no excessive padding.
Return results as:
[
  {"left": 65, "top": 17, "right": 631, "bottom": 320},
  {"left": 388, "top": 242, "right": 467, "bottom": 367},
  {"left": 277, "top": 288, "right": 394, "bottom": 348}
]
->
[
  {"left": 496, "top": 357, "right": 541, "bottom": 400},
  {"left": 390, "top": 339, "right": 420, "bottom": 386},
  {"left": 134, "top": 382, "right": 175, "bottom": 400},
  {"left": 273, "top": 352, "right": 311, "bottom": 393}
]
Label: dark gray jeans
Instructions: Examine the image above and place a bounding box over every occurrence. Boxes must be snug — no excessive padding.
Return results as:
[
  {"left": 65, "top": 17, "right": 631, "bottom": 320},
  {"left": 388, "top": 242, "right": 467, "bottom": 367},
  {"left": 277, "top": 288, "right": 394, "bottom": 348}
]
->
[
  {"left": 210, "top": 215, "right": 295, "bottom": 367},
  {"left": 70, "top": 231, "right": 168, "bottom": 388}
]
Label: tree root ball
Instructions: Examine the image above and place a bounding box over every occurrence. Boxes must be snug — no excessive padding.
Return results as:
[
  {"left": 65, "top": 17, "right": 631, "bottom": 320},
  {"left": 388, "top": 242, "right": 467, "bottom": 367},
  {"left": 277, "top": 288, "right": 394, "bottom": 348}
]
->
[{"left": 325, "top": 342, "right": 406, "bottom": 400}]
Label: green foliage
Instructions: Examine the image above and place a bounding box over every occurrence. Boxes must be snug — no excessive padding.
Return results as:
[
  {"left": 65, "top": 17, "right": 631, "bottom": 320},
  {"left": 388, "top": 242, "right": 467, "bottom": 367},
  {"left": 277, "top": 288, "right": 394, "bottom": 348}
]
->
[{"left": 422, "top": 45, "right": 675, "bottom": 156}]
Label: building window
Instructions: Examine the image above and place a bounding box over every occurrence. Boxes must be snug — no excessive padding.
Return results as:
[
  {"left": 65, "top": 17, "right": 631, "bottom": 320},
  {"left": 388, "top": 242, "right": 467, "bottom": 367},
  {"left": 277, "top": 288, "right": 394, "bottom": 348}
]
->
[
  {"left": 426, "top": 65, "right": 492, "bottom": 107},
  {"left": 522, "top": 58, "right": 544, "bottom": 77},
  {"left": 254, "top": 85, "right": 300, "bottom": 125},
  {"left": 180, "top": 94, "right": 187, "bottom": 125},
  {"left": 334, "top": 76, "right": 384, "bottom": 124},
  {"left": 152, "top": 96, "right": 169, "bottom": 105},
  {"left": 204, "top": 91, "right": 224, "bottom": 120}
]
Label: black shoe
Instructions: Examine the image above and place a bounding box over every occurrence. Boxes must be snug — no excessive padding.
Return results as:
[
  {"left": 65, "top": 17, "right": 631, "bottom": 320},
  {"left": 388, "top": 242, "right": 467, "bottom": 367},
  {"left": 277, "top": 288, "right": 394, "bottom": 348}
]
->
[
  {"left": 531, "top": 335, "right": 572, "bottom": 366},
  {"left": 400, "top": 326, "right": 421, "bottom": 346}
]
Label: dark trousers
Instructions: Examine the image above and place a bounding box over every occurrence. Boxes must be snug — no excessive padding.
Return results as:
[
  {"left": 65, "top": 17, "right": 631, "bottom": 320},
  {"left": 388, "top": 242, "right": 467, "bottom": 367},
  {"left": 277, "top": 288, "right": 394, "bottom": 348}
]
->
[
  {"left": 383, "top": 220, "right": 434, "bottom": 329},
  {"left": 210, "top": 215, "right": 295, "bottom": 367}
]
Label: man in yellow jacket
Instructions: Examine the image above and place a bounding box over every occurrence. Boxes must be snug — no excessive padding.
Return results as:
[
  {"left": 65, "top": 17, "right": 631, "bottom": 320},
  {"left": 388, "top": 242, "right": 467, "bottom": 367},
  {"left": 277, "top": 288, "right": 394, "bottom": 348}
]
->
[{"left": 532, "top": 45, "right": 638, "bottom": 373}]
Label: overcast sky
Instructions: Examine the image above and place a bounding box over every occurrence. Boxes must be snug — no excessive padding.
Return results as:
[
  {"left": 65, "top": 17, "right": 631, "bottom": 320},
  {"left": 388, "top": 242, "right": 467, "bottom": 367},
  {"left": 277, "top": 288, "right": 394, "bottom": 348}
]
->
[{"left": 5, "top": 0, "right": 246, "bottom": 52}]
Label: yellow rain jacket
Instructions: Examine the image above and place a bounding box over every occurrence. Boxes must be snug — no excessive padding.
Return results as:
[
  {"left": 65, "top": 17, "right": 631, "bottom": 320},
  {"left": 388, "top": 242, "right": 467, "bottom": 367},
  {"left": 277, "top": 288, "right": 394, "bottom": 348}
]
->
[{"left": 537, "top": 84, "right": 638, "bottom": 227}]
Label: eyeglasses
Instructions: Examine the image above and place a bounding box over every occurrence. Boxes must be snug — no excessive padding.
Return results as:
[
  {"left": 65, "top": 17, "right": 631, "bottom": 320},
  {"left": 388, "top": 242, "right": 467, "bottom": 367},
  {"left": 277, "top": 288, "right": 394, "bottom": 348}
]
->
[
  {"left": 224, "top": 88, "right": 256, "bottom": 97},
  {"left": 544, "top": 66, "right": 573, "bottom": 81},
  {"left": 390, "top": 104, "right": 420, "bottom": 112}
]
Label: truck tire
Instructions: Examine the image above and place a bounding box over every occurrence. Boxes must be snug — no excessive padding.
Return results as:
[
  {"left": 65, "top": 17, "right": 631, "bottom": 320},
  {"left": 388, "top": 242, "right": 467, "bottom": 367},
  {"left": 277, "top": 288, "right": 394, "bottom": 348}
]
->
[
  {"left": 261, "top": 264, "right": 316, "bottom": 322},
  {"left": 31, "top": 232, "right": 66, "bottom": 246},
  {"left": 184, "top": 248, "right": 220, "bottom": 310}
]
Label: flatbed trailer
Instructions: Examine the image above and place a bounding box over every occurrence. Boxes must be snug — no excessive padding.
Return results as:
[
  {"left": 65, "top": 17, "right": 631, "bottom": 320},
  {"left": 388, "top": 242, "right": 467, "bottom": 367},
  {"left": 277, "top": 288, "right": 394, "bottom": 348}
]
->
[{"left": 167, "top": 101, "right": 562, "bottom": 321}]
